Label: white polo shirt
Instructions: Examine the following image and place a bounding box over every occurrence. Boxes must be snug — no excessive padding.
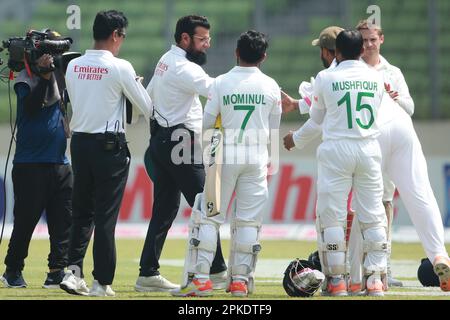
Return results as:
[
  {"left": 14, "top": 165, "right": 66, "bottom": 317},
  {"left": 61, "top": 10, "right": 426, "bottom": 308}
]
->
[
  {"left": 66, "top": 50, "right": 152, "bottom": 133},
  {"left": 310, "top": 60, "right": 384, "bottom": 140},
  {"left": 204, "top": 66, "right": 281, "bottom": 145},
  {"left": 146, "top": 45, "right": 214, "bottom": 134}
]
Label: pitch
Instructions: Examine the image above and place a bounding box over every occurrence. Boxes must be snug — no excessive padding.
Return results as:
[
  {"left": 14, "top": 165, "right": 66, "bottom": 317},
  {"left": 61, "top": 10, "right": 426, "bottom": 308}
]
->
[{"left": 0, "top": 239, "right": 449, "bottom": 300}]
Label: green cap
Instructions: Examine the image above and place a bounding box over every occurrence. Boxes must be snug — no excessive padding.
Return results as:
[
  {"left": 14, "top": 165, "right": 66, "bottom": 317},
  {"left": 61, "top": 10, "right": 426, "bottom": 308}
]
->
[{"left": 311, "top": 26, "right": 344, "bottom": 50}]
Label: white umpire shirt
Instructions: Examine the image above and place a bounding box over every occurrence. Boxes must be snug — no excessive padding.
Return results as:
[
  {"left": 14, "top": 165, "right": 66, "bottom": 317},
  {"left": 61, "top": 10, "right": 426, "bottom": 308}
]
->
[
  {"left": 66, "top": 50, "right": 152, "bottom": 133},
  {"left": 146, "top": 45, "right": 214, "bottom": 134}
]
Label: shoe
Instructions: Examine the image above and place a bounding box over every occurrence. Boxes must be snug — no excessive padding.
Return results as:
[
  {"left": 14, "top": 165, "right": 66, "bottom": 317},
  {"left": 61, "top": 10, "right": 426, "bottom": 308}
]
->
[
  {"left": 210, "top": 271, "right": 227, "bottom": 290},
  {"left": 387, "top": 257, "right": 403, "bottom": 287},
  {"left": 59, "top": 271, "right": 89, "bottom": 296},
  {"left": 387, "top": 276, "right": 403, "bottom": 287},
  {"left": 229, "top": 280, "right": 248, "bottom": 297},
  {"left": 348, "top": 281, "right": 364, "bottom": 296},
  {"left": 366, "top": 274, "right": 384, "bottom": 296},
  {"left": 0, "top": 270, "right": 27, "bottom": 288},
  {"left": 170, "top": 278, "right": 213, "bottom": 297},
  {"left": 321, "top": 276, "right": 347, "bottom": 296},
  {"left": 433, "top": 256, "right": 450, "bottom": 292},
  {"left": 135, "top": 275, "right": 179, "bottom": 292},
  {"left": 88, "top": 280, "right": 115, "bottom": 297},
  {"left": 387, "top": 267, "right": 403, "bottom": 287},
  {"left": 43, "top": 269, "right": 65, "bottom": 289}
]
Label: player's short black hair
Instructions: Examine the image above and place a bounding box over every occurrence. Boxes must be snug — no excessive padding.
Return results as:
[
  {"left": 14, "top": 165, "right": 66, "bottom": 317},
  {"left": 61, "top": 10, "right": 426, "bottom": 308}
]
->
[
  {"left": 336, "top": 30, "right": 363, "bottom": 60},
  {"left": 93, "top": 10, "right": 128, "bottom": 41},
  {"left": 237, "top": 30, "right": 268, "bottom": 64},
  {"left": 174, "top": 15, "right": 210, "bottom": 43}
]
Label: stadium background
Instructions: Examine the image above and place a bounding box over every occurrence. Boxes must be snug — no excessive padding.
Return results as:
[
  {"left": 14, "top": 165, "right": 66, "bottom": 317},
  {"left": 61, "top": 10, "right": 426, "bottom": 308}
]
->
[{"left": 0, "top": 0, "right": 449, "bottom": 241}]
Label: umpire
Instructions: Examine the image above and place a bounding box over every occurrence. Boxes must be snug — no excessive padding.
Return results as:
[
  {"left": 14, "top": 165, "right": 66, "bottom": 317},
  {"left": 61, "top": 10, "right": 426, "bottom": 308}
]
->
[
  {"left": 60, "top": 10, "right": 152, "bottom": 297},
  {"left": 135, "top": 15, "right": 227, "bottom": 292}
]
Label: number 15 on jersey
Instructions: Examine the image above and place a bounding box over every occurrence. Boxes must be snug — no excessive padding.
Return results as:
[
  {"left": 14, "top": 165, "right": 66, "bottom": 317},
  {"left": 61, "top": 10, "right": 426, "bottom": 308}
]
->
[{"left": 337, "top": 91, "right": 375, "bottom": 129}]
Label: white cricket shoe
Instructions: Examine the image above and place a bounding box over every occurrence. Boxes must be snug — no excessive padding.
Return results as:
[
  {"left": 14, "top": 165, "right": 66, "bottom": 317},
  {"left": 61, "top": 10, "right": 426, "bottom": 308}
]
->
[
  {"left": 366, "top": 274, "right": 384, "bottom": 297},
  {"left": 387, "top": 266, "right": 403, "bottom": 287},
  {"left": 89, "top": 280, "right": 115, "bottom": 297},
  {"left": 210, "top": 271, "right": 227, "bottom": 290},
  {"left": 59, "top": 272, "right": 89, "bottom": 296},
  {"left": 135, "top": 275, "right": 179, "bottom": 292}
]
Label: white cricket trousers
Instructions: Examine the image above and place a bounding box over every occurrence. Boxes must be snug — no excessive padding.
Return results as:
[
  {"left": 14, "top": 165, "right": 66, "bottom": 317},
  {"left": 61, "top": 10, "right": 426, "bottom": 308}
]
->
[
  {"left": 349, "top": 108, "right": 449, "bottom": 283},
  {"left": 316, "top": 138, "right": 387, "bottom": 274},
  {"left": 197, "top": 146, "right": 268, "bottom": 277}
]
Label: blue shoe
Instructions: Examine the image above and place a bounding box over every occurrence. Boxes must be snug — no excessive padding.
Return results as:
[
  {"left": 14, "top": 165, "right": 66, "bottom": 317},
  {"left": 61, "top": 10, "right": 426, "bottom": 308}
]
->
[
  {"left": 1, "top": 270, "right": 27, "bottom": 288},
  {"left": 43, "top": 269, "right": 66, "bottom": 289}
]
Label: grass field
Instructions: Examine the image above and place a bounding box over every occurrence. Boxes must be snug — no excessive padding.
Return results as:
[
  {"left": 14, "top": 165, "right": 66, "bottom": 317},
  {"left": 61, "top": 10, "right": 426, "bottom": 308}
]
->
[{"left": 0, "top": 239, "right": 449, "bottom": 300}]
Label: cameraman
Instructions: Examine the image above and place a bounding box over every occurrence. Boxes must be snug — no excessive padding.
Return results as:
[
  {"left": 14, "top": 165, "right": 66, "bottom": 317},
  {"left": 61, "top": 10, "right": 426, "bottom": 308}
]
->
[{"left": 0, "top": 30, "right": 73, "bottom": 289}]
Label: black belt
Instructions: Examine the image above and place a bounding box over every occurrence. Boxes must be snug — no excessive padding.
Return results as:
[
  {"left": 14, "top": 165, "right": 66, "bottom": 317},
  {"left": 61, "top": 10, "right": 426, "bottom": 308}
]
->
[
  {"left": 151, "top": 121, "right": 190, "bottom": 133},
  {"left": 72, "top": 132, "right": 126, "bottom": 139},
  {"left": 157, "top": 123, "right": 187, "bottom": 131}
]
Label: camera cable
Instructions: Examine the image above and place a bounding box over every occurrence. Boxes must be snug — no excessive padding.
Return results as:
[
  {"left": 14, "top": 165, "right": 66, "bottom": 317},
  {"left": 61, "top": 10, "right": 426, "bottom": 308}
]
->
[{"left": 0, "top": 77, "right": 17, "bottom": 247}]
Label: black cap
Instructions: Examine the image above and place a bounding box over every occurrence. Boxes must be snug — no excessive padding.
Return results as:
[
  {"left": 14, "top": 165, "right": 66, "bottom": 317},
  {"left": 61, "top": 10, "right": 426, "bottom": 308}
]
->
[{"left": 417, "top": 258, "right": 440, "bottom": 287}]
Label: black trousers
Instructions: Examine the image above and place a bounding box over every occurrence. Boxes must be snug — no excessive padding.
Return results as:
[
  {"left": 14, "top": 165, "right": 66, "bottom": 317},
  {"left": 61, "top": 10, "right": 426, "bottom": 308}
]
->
[
  {"left": 68, "top": 133, "right": 130, "bottom": 285},
  {"left": 139, "top": 122, "right": 227, "bottom": 276},
  {"left": 5, "top": 163, "right": 72, "bottom": 272}
]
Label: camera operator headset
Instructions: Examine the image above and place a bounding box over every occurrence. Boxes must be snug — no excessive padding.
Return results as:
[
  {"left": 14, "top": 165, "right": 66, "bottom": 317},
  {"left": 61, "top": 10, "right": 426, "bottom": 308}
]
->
[{"left": 0, "top": 29, "right": 76, "bottom": 289}]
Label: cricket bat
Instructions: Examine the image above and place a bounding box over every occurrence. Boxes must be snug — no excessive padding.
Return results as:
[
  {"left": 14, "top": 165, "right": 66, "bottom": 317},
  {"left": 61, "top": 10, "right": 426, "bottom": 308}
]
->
[{"left": 204, "top": 115, "right": 223, "bottom": 217}]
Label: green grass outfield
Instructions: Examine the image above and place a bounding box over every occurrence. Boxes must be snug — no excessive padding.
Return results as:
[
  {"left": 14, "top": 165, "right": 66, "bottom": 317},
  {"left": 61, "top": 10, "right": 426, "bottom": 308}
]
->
[{"left": 0, "top": 239, "right": 449, "bottom": 300}]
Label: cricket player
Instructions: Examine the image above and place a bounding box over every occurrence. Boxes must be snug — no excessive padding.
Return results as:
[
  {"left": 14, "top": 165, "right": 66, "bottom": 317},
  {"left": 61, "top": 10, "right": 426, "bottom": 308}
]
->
[
  {"left": 281, "top": 26, "right": 343, "bottom": 115},
  {"left": 283, "top": 24, "right": 450, "bottom": 294},
  {"left": 171, "top": 30, "right": 281, "bottom": 297},
  {"left": 347, "top": 20, "right": 450, "bottom": 293},
  {"left": 300, "top": 29, "right": 387, "bottom": 297}
]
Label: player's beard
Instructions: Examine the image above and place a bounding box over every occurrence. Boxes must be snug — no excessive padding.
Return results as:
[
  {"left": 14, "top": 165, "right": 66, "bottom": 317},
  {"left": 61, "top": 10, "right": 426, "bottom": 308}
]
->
[
  {"left": 320, "top": 52, "right": 330, "bottom": 68},
  {"left": 186, "top": 43, "right": 207, "bottom": 66}
]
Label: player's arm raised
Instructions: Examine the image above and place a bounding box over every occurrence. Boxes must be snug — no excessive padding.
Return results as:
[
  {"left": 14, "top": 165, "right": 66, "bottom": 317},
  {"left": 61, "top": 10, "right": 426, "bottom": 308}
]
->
[
  {"left": 391, "top": 68, "right": 414, "bottom": 116},
  {"left": 283, "top": 75, "right": 324, "bottom": 151},
  {"left": 203, "top": 80, "right": 220, "bottom": 130},
  {"left": 120, "top": 60, "right": 153, "bottom": 121}
]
